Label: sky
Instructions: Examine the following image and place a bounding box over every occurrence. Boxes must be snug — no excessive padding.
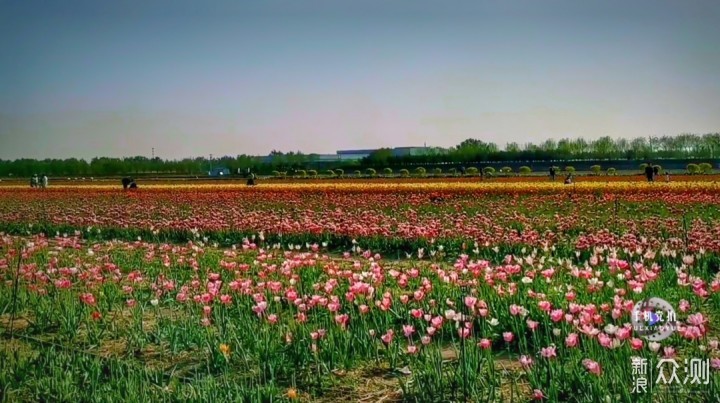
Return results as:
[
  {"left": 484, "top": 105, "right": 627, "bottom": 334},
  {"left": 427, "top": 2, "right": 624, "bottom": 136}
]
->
[{"left": 1, "top": 0, "right": 719, "bottom": 160}]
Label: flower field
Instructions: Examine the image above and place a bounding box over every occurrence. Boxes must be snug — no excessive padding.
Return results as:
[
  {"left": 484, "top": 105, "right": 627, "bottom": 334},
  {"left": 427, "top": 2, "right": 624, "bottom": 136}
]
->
[{"left": 1, "top": 181, "right": 720, "bottom": 402}]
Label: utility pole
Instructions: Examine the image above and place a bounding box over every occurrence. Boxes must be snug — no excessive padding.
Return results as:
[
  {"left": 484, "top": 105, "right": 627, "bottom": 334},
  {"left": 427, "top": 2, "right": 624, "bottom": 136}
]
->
[
  {"left": 152, "top": 148, "right": 155, "bottom": 159},
  {"left": 209, "top": 154, "right": 213, "bottom": 173}
]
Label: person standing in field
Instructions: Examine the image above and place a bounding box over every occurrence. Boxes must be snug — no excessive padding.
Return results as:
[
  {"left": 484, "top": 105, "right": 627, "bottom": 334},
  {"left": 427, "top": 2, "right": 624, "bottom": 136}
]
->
[
  {"left": 41, "top": 174, "right": 48, "bottom": 189},
  {"left": 665, "top": 171, "right": 670, "bottom": 182},
  {"left": 549, "top": 166, "right": 556, "bottom": 181},
  {"left": 30, "top": 174, "right": 38, "bottom": 188},
  {"left": 644, "top": 163, "right": 654, "bottom": 182}
]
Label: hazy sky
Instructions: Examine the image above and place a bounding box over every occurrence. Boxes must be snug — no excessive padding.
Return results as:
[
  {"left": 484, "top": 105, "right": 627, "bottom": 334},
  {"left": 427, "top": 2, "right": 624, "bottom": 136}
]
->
[{"left": 1, "top": 0, "right": 719, "bottom": 160}]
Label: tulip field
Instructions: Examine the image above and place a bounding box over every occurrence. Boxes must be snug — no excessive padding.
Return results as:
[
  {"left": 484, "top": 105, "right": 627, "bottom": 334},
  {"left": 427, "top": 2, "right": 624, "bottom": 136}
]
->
[{"left": 1, "top": 181, "right": 720, "bottom": 402}]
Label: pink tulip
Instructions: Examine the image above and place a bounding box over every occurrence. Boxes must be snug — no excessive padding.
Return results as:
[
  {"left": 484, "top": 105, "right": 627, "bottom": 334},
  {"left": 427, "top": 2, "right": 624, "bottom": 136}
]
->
[
  {"left": 79, "top": 293, "right": 96, "bottom": 306},
  {"left": 519, "top": 355, "right": 534, "bottom": 369},
  {"left": 582, "top": 359, "right": 602, "bottom": 375},
  {"left": 550, "top": 309, "right": 564, "bottom": 322},
  {"left": 565, "top": 333, "right": 579, "bottom": 348},
  {"left": 464, "top": 295, "right": 477, "bottom": 309},
  {"left": 597, "top": 333, "right": 612, "bottom": 348},
  {"left": 538, "top": 300, "right": 552, "bottom": 312},
  {"left": 381, "top": 330, "right": 394, "bottom": 345},
  {"left": 540, "top": 346, "right": 557, "bottom": 359},
  {"left": 615, "top": 327, "right": 631, "bottom": 340},
  {"left": 335, "top": 314, "right": 349, "bottom": 329},
  {"left": 687, "top": 313, "right": 706, "bottom": 326}
]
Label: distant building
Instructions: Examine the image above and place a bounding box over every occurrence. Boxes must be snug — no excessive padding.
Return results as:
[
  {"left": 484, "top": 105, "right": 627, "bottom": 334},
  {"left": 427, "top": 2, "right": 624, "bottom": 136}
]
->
[
  {"left": 391, "top": 147, "right": 436, "bottom": 157},
  {"left": 310, "top": 154, "right": 341, "bottom": 162},
  {"left": 336, "top": 146, "right": 439, "bottom": 160},
  {"left": 209, "top": 167, "right": 230, "bottom": 177},
  {"left": 260, "top": 146, "right": 440, "bottom": 164},
  {"left": 336, "top": 149, "right": 377, "bottom": 161}
]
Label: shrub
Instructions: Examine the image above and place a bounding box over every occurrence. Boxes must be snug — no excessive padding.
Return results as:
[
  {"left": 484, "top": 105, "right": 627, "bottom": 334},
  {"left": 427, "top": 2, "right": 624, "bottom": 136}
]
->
[
  {"left": 383, "top": 167, "right": 393, "bottom": 176},
  {"left": 272, "top": 170, "right": 282, "bottom": 178},
  {"left": 415, "top": 167, "right": 426, "bottom": 177},
  {"left": 466, "top": 167, "right": 479, "bottom": 176},
  {"left": 307, "top": 169, "right": 318, "bottom": 178},
  {"left": 353, "top": 170, "right": 362, "bottom": 177},
  {"left": 519, "top": 166, "right": 532, "bottom": 175},
  {"left": 482, "top": 167, "right": 496, "bottom": 176},
  {"left": 699, "top": 162, "right": 713, "bottom": 174},
  {"left": 564, "top": 166, "right": 575, "bottom": 174},
  {"left": 639, "top": 163, "right": 648, "bottom": 172},
  {"left": 590, "top": 165, "right": 601, "bottom": 175},
  {"left": 500, "top": 167, "right": 513, "bottom": 175},
  {"left": 335, "top": 169, "right": 344, "bottom": 177},
  {"left": 433, "top": 167, "right": 442, "bottom": 176},
  {"left": 606, "top": 168, "right": 616, "bottom": 176},
  {"left": 399, "top": 169, "right": 410, "bottom": 177},
  {"left": 687, "top": 163, "right": 699, "bottom": 175},
  {"left": 448, "top": 167, "right": 457, "bottom": 176},
  {"left": 365, "top": 168, "right": 376, "bottom": 177},
  {"left": 326, "top": 170, "right": 336, "bottom": 177},
  {"left": 297, "top": 170, "right": 307, "bottom": 178}
]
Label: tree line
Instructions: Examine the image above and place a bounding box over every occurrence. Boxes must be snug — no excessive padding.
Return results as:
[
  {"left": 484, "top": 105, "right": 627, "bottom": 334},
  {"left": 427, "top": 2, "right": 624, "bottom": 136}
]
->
[
  {"left": 362, "top": 133, "right": 720, "bottom": 166},
  {"left": 1, "top": 133, "right": 718, "bottom": 177}
]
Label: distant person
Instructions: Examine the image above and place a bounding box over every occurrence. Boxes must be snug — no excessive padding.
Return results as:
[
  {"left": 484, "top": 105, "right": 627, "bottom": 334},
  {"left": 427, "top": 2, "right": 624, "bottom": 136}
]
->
[
  {"left": 653, "top": 165, "right": 659, "bottom": 179},
  {"left": 30, "top": 174, "right": 38, "bottom": 188},
  {"left": 129, "top": 180, "right": 138, "bottom": 189},
  {"left": 41, "top": 175, "right": 48, "bottom": 189},
  {"left": 122, "top": 177, "right": 133, "bottom": 190},
  {"left": 564, "top": 173, "right": 573, "bottom": 185},
  {"left": 665, "top": 172, "right": 670, "bottom": 182},
  {"left": 549, "top": 166, "right": 557, "bottom": 181},
  {"left": 644, "top": 163, "right": 654, "bottom": 182},
  {"left": 246, "top": 172, "right": 256, "bottom": 186}
]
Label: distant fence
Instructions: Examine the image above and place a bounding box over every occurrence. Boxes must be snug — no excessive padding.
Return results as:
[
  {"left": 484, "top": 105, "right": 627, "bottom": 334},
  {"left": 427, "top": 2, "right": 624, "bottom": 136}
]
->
[
  {"left": 298, "top": 158, "right": 720, "bottom": 173},
  {"left": 362, "top": 158, "right": 720, "bottom": 173}
]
